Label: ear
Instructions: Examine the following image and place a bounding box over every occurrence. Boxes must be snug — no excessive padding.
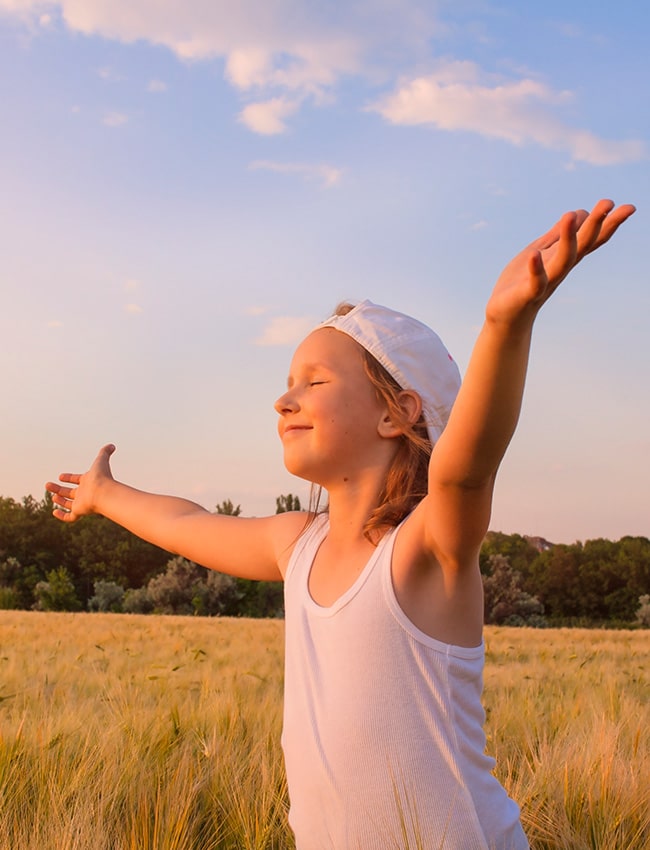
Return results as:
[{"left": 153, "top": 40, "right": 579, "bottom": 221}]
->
[{"left": 377, "top": 390, "right": 422, "bottom": 439}]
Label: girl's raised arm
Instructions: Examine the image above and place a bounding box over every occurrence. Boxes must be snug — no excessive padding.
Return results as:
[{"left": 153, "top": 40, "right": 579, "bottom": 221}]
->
[
  {"left": 46, "top": 444, "right": 301, "bottom": 581},
  {"left": 422, "top": 199, "right": 636, "bottom": 570}
]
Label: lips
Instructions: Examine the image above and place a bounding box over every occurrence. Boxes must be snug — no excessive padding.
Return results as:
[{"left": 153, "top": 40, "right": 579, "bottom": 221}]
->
[{"left": 282, "top": 424, "right": 312, "bottom": 437}]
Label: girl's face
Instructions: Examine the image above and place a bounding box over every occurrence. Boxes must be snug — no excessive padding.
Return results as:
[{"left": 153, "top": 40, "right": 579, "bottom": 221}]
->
[{"left": 275, "top": 328, "right": 391, "bottom": 485}]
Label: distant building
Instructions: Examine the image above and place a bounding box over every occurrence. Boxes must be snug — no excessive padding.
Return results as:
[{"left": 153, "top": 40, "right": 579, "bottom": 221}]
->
[{"left": 524, "top": 535, "right": 554, "bottom": 553}]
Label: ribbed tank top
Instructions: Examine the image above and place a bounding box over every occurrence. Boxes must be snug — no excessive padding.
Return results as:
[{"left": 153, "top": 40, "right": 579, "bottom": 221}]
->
[{"left": 282, "top": 514, "right": 529, "bottom": 850}]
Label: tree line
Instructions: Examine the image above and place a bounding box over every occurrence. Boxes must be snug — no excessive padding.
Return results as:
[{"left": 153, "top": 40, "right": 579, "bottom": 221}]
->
[{"left": 0, "top": 493, "right": 648, "bottom": 625}]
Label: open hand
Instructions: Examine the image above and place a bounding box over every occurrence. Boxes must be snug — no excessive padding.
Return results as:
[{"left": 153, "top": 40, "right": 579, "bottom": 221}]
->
[
  {"left": 486, "top": 199, "right": 636, "bottom": 328},
  {"left": 45, "top": 443, "right": 116, "bottom": 523}
]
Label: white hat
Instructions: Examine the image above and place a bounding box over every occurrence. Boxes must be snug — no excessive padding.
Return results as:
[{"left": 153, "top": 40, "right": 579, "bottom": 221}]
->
[{"left": 319, "top": 300, "right": 461, "bottom": 444}]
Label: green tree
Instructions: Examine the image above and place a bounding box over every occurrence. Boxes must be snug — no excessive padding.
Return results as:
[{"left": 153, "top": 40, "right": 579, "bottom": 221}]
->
[
  {"left": 636, "top": 595, "right": 650, "bottom": 627},
  {"left": 482, "top": 554, "right": 545, "bottom": 626},
  {"left": 88, "top": 579, "right": 125, "bottom": 613},
  {"left": 145, "top": 556, "right": 238, "bottom": 616},
  {"left": 276, "top": 494, "right": 302, "bottom": 513},
  {"left": 0, "top": 494, "right": 67, "bottom": 598},
  {"left": 122, "top": 586, "right": 154, "bottom": 614},
  {"left": 215, "top": 499, "right": 242, "bottom": 516},
  {"left": 0, "top": 587, "right": 19, "bottom": 609},
  {"left": 33, "top": 567, "right": 81, "bottom": 612},
  {"left": 480, "top": 532, "right": 540, "bottom": 579},
  {"left": 66, "top": 515, "right": 169, "bottom": 605}
]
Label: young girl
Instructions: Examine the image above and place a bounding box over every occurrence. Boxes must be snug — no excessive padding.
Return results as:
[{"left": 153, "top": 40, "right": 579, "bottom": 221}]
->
[{"left": 47, "top": 199, "right": 634, "bottom": 849}]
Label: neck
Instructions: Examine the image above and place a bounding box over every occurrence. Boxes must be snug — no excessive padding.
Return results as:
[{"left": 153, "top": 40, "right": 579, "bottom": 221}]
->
[{"left": 321, "top": 476, "right": 385, "bottom": 545}]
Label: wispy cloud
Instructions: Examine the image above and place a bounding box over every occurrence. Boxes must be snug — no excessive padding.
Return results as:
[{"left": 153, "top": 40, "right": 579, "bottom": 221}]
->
[
  {"left": 147, "top": 78, "right": 167, "bottom": 93},
  {"left": 0, "top": 0, "right": 421, "bottom": 134},
  {"left": 249, "top": 159, "right": 342, "bottom": 187},
  {"left": 102, "top": 111, "right": 128, "bottom": 127},
  {"left": 96, "top": 66, "right": 124, "bottom": 82},
  {"left": 239, "top": 97, "right": 300, "bottom": 135},
  {"left": 124, "top": 303, "right": 143, "bottom": 315},
  {"left": 255, "top": 315, "right": 315, "bottom": 346},
  {"left": 369, "top": 60, "right": 646, "bottom": 166},
  {"left": 1, "top": 1, "right": 644, "bottom": 161}
]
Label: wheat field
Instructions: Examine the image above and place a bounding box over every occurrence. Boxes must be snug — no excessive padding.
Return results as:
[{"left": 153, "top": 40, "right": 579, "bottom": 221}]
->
[{"left": 0, "top": 611, "right": 647, "bottom": 849}]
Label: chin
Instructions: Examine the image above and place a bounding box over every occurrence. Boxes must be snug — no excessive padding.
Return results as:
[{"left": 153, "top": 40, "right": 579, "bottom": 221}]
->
[{"left": 282, "top": 453, "right": 324, "bottom": 486}]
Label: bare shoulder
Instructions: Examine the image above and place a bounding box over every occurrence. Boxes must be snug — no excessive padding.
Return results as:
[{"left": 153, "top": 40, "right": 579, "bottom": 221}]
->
[{"left": 268, "top": 510, "right": 314, "bottom": 577}]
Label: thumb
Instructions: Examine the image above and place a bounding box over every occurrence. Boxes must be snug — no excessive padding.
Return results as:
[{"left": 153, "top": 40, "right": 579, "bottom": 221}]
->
[{"left": 95, "top": 443, "right": 117, "bottom": 473}]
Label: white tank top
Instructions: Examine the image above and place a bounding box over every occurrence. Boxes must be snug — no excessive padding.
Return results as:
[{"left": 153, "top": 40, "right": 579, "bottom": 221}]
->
[{"left": 282, "top": 514, "right": 529, "bottom": 850}]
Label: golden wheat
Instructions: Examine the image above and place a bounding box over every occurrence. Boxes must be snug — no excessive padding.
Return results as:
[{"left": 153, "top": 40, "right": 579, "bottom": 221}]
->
[{"left": 0, "top": 612, "right": 647, "bottom": 849}]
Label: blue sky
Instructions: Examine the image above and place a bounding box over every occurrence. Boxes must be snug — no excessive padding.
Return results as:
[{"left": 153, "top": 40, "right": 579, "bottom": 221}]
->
[{"left": 1, "top": 0, "right": 648, "bottom": 543}]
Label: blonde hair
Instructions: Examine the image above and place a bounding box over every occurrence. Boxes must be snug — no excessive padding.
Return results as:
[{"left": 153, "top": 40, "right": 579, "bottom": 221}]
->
[{"left": 308, "top": 303, "right": 432, "bottom": 543}]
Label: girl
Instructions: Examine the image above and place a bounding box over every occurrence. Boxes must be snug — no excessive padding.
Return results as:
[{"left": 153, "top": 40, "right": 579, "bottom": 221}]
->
[{"left": 47, "top": 199, "right": 635, "bottom": 849}]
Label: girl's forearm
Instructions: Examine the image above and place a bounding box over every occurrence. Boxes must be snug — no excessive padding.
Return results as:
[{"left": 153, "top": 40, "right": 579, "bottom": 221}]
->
[
  {"left": 430, "top": 316, "right": 534, "bottom": 488},
  {"left": 90, "top": 477, "right": 210, "bottom": 553}
]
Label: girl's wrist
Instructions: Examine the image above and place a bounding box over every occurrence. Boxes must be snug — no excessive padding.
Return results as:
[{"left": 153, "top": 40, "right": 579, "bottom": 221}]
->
[{"left": 482, "top": 311, "right": 535, "bottom": 347}]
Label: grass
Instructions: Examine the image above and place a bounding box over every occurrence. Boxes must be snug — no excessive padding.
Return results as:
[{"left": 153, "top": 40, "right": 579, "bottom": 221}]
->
[{"left": 0, "top": 612, "right": 647, "bottom": 849}]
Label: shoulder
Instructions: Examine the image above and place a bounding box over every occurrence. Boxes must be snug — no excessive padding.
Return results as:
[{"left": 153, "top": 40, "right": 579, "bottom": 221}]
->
[{"left": 270, "top": 511, "right": 320, "bottom": 578}]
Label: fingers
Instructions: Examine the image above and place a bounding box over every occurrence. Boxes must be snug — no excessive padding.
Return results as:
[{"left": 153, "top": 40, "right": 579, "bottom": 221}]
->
[
  {"left": 45, "top": 480, "right": 74, "bottom": 502},
  {"left": 582, "top": 202, "right": 636, "bottom": 255},
  {"left": 573, "top": 199, "right": 615, "bottom": 257},
  {"left": 52, "top": 507, "right": 77, "bottom": 523},
  {"left": 573, "top": 199, "right": 636, "bottom": 257},
  {"left": 536, "top": 211, "right": 578, "bottom": 287},
  {"left": 45, "top": 476, "right": 81, "bottom": 523},
  {"left": 535, "top": 199, "right": 634, "bottom": 288},
  {"left": 45, "top": 443, "right": 116, "bottom": 523},
  {"left": 47, "top": 484, "right": 78, "bottom": 522},
  {"left": 58, "top": 472, "right": 81, "bottom": 485}
]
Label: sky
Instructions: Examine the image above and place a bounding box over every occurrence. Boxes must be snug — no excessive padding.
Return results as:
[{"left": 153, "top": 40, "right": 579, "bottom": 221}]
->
[{"left": 1, "top": 0, "right": 648, "bottom": 545}]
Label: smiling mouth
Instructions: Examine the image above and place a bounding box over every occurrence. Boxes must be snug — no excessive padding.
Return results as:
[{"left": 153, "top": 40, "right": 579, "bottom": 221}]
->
[{"left": 283, "top": 425, "right": 312, "bottom": 435}]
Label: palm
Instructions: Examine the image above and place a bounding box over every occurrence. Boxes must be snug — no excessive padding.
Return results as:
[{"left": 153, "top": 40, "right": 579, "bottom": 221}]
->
[{"left": 486, "top": 200, "right": 636, "bottom": 326}]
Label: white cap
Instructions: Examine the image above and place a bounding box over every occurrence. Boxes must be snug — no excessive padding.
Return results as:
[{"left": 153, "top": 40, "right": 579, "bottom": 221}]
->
[{"left": 319, "top": 300, "right": 461, "bottom": 444}]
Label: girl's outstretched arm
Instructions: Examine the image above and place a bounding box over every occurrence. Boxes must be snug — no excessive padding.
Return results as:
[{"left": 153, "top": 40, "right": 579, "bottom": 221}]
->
[
  {"left": 45, "top": 444, "right": 301, "bottom": 580},
  {"left": 422, "top": 199, "right": 636, "bottom": 569}
]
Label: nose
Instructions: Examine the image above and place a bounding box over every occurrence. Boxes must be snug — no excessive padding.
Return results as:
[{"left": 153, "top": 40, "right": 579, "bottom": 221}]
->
[{"left": 274, "top": 390, "right": 298, "bottom": 415}]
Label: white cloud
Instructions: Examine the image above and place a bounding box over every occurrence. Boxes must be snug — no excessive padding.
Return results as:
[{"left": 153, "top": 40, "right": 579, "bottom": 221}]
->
[
  {"left": 225, "top": 46, "right": 275, "bottom": 89},
  {"left": 0, "top": 0, "right": 406, "bottom": 133},
  {"left": 124, "top": 303, "right": 143, "bottom": 314},
  {"left": 147, "top": 78, "right": 167, "bottom": 93},
  {"left": 47, "top": 319, "right": 63, "bottom": 328},
  {"left": 1, "top": 2, "right": 644, "bottom": 159},
  {"left": 239, "top": 97, "right": 299, "bottom": 135},
  {"left": 255, "top": 315, "right": 315, "bottom": 346},
  {"left": 370, "top": 61, "right": 646, "bottom": 165},
  {"left": 102, "top": 110, "right": 128, "bottom": 127},
  {"left": 249, "top": 159, "right": 342, "bottom": 187}
]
